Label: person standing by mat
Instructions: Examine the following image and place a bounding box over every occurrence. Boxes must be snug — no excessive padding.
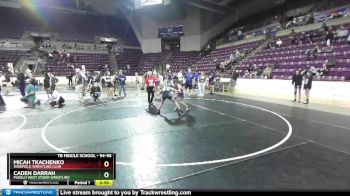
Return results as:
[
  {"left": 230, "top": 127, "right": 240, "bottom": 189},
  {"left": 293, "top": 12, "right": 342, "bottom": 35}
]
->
[
  {"left": 75, "top": 68, "right": 87, "bottom": 103},
  {"left": 43, "top": 72, "right": 51, "bottom": 99},
  {"left": 166, "top": 70, "right": 174, "bottom": 87},
  {"left": 0, "top": 85, "right": 6, "bottom": 106},
  {"left": 193, "top": 70, "right": 199, "bottom": 91},
  {"left": 118, "top": 70, "right": 127, "bottom": 97},
  {"left": 135, "top": 72, "right": 141, "bottom": 96},
  {"left": 198, "top": 72, "right": 206, "bottom": 97},
  {"left": 184, "top": 68, "right": 194, "bottom": 96},
  {"left": 230, "top": 70, "right": 239, "bottom": 93},
  {"left": 105, "top": 71, "right": 114, "bottom": 101},
  {"left": 208, "top": 71, "right": 215, "bottom": 94},
  {"left": 291, "top": 69, "right": 303, "bottom": 102},
  {"left": 303, "top": 71, "right": 313, "bottom": 104},
  {"left": 50, "top": 72, "right": 58, "bottom": 92},
  {"left": 154, "top": 71, "right": 160, "bottom": 98},
  {"left": 18, "top": 72, "right": 26, "bottom": 97},
  {"left": 113, "top": 71, "right": 119, "bottom": 97},
  {"left": 145, "top": 71, "right": 157, "bottom": 105}
]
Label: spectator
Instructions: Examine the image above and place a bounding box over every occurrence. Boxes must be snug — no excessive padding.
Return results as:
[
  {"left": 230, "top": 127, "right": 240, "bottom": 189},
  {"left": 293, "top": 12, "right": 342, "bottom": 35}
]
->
[
  {"left": 112, "top": 71, "right": 119, "bottom": 96},
  {"left": 243, "top": 69, "right": 250, "bottom": 78},
  {"left": 257, "top": 66, "right": 263, "bottom": 77},
  {"left": 308, "top": 31, "right": 316, "bottom": 44},
  {"left": 67, "top": 73, "right": 73, "bottom": 87},
  {"left": 317, "top": 64, "right": 329, "bottom": 76},
  {"left": 276, "top": 38, "right": 283, "bottom": 47},
  {"left": 193, "top": 70, "right": 199, "bottom": 90},
  {"left": 249, "top": 64, "right": 258, "bottom": 78},
  {"left": 50, "top": 73, "right": 59, "bottom": 92},
  {"left": 291, "top": 69, "right": 303, "bottom": 102},
  {"left": 237, "top": 30, "right": 243, "bottom": 40},
  {"left": 235, "top": 49, "right": 241, "bottom": 61},
  {"left": 126, "top": 64, "right": 130, "bottom": 74},
  {"left": 44, "top": 73, "right": 51, "bottom": 98},
  {"left": 303, "top": 65, "right": 318, "bottom": 76},
  {"left": 184, "top": 68, "right": 194, "bottom": 96},
  {"left": 305, "top": 45, "right": 321, "bottom": 60},
  {"left": 304, "top": 48, "right": 311, "bottom": 59},
  {"left": 263, "top": 65, "right": 272, "bottom": 79},
  {"left": 303, "top": 71, "right": 313, "bottom": 104},
  {"left": 311, "top": 45, "right": 321, "bottom": 58},
  {"left": 322, "top": 22, "right": 329, "bottom": 32},
  {"left": 290, "top": 29, "right": 297, "bottom": 37},
  {"left": 104, "top": 71, "right": 114, "bottom": 100},
  {"left": 197, "top": 72, "right": 206, "bottom": 97},
  {"left": 229, "top": 53, "right": 235, "bottom": 64},
  {"left": 300, "top": 32, "right": 307, "bottom": 45},
  {"left": 0, "top": 86, "right": 5, "bottom": 106},
  {"left": 166, "top": 70, "right": 174, "bottom": 87},
  {"left": 325, "top": 30, "right": 334, "bottom": 46},
  {"left": 229, "top": 70, "right": 239, "bottom": 93},
  {"left": 290, "top": 29, "right": 299, "bottom": 45},
  {"left": 177, "top": 70, "right": 183, "bottom": 84},
  {"left": 336, "top": 26, "right": 349, "bottom": 38},
  {"left": 208, "top": 72, "right": 215, "bottom": 94},
  {"left": 118, "top": 70, "right": 126, "bottom": 97},
  {"left": 221, "top": 60, "right": 228, "bottom": 72},
  {"left": 347, "top": 34, "right": 350, "bottom": 44},
  {"left": 18, "top": 72, "right": 26, "bottom": 97},
  {"left": 75, "top": 68, "right": 87, "bottom": 103},
  {"left": 135, "top": 72, "right": 141, "bottom": 96}
]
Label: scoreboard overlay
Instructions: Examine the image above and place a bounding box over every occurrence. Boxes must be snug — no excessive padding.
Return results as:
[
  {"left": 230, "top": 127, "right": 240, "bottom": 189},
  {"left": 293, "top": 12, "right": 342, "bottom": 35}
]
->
[{"left": 7, "top": 153, "right": 116, "bottom": 186}]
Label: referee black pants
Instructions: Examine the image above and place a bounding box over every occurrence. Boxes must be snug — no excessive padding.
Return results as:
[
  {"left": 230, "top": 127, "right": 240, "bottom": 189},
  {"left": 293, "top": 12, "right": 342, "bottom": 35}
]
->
[{"left": 147, "top": 86, "right": 154, "bottom": 104}]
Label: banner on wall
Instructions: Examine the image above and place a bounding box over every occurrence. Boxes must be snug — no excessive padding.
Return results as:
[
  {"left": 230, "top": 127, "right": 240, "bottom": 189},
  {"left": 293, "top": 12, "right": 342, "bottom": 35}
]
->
[{"left": 314, "top": 7, "right": 349, "bottom": 22}]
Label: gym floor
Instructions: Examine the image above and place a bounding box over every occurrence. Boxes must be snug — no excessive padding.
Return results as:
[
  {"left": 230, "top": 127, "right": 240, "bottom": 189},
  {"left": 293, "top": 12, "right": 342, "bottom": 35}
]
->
[{"left": 1, "top": 88, "right": 350, "bottom": 190}]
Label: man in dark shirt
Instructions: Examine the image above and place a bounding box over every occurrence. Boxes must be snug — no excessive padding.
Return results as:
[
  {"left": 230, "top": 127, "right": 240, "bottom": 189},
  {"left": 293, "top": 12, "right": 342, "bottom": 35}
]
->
[
  {"left": 291, "top": 69, "right": 303, "bottom": 102},
  {"left": 18, "top": 72, "right": 26, "bottom": 97},
  {"left": 325, "top": 30, "right": 334, "bottom": 46},
  {"left": 208, "top": 72, "right": 215, "bottom": 94},
  {"left": 184, "top": 68, "right": 194, "bottom": 96},
  {"left": 118, "top": 71, "right": 127, "bottom": 97},
  {"left": 230, "top": 70, "right": 239, "bottom": 93},
  {"left": 303, "top": 71, "right": 313, "bottom": 104}
]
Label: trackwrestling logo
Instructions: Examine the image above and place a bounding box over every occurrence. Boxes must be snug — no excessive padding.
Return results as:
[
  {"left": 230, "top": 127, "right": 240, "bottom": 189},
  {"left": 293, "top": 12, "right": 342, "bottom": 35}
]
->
[{"left": 2, "top": 189, "right": 56, "bottom": 196}]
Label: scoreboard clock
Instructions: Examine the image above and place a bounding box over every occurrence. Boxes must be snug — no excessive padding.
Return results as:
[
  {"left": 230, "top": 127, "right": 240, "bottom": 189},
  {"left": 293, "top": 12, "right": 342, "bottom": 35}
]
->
[{"left": 158, "top": 25, "right": 184, "bottom": 38}]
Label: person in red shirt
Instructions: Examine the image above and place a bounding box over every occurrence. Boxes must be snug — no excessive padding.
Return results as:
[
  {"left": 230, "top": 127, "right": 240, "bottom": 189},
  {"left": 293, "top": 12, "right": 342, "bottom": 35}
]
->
[{"left": 145, "top": 71, "right": 157, "bottom": 105}]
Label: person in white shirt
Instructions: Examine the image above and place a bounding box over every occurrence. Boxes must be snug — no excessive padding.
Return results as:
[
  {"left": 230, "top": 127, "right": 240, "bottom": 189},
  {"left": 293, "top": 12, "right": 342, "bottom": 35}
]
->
[
  {"left": 276, "top": 38, "right": 283, "bottom": 47},
  {"left": 177, "top": 70, "right": 183, "bottom": 85},
  {"left": 48, "top": 89, "right": 65, "bottom": 108},
  {"left": 135, "top": 72, "right": 141, "bottom": 96},
  {"left": 235, "top": 49, "right": 241, "bottom": 61},
  {"left": 197, "top": 72, "right": 207, "bottom": 97},
  {"left": 75, "top": 68, "right": 87, "bottom": 103},
  {"left": 336, "top": 26, "right": 349, "bottom": 38},
  {"left": 229, "top": 54, "right": 235, "bottom": 62}
]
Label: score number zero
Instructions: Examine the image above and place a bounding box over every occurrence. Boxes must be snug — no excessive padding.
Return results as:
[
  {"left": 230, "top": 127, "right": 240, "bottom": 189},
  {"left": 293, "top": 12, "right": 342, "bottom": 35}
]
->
[{"left": 104, "top": 161, "right": 109, "bottom": 178}]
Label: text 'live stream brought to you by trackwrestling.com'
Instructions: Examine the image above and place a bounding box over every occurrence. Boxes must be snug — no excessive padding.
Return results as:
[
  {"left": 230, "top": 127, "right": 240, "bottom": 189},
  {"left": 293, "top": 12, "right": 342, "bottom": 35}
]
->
[{"left": 1, "top": 189, "right": 193, "bottom": 196}]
